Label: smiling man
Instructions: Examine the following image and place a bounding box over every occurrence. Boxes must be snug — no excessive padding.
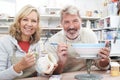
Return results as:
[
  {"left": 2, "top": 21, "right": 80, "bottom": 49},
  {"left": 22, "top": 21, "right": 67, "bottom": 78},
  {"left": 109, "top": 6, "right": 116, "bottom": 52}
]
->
[{"left": 37, "top": 5, "right": 110, "bottom": 75}]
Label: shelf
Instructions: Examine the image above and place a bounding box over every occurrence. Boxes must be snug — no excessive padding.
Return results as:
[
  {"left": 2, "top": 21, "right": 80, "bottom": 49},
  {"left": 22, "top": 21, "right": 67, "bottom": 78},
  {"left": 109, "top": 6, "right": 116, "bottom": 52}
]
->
[
  {"left": 81, "top": 16, "right": 100, "bottom": 20},
  {"left": 2, "top": 26, "right": 116, "bottom": 32},
  {"left": 41, "top": 27, "right": 62, "bottom": 30},
  {"left": 40, "top": 15, "right": 60, "bottom": 20},
  {"left": 40, "top": 14, "right": 100, "bottom": 20},
  {"left": 92, "top": 27, "right": 117, "bottom": 31},
  {"left": 0, "top": 26, "right": 9, "bottom": 28},
  {"left": 92, "top": 28, "right": 103, "bottom": 31},
  {"left": 0, "top": 26, "right": 62, "bottom": 34},
  {"left": 102, "top": 27, "right": 117, "bottom": 30},
  {"left": 0, "top": 17, "right": 14, "bottom": 21},
  {"left": 1, "top": 26, "right": 116, "bottom": 31},
  {"left": 0, "top": 26, "right": 62, "bottom": 30}
]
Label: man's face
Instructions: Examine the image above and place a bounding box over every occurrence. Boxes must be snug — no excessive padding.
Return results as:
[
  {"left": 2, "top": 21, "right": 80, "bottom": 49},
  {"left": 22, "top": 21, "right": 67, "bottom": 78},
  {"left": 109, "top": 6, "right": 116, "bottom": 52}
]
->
[{"left": 61, "top": 13, "right": 81, "bottom": 40}]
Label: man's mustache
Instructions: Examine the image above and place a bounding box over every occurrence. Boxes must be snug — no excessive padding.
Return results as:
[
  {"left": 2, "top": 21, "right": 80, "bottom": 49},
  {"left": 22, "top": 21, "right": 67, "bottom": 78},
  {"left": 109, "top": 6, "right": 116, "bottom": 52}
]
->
[{"left": 67, "top": 28, "right": 77, "bottom": 31}]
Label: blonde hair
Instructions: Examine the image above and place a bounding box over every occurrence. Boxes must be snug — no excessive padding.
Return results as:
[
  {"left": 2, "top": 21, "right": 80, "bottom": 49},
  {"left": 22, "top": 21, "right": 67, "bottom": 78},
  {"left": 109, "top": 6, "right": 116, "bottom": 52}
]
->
[
  {"left": 9, "top": 5, "right": 41, "bottom": 44},
  {"left": 60, "top": 5, "right": 81, "bottom": 22}
]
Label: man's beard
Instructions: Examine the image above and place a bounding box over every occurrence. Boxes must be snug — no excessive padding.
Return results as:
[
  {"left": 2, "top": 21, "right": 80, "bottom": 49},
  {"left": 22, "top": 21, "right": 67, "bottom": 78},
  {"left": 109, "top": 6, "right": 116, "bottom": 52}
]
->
[{"left": 64, "top": 28, "right": 79, "bottom": 40}]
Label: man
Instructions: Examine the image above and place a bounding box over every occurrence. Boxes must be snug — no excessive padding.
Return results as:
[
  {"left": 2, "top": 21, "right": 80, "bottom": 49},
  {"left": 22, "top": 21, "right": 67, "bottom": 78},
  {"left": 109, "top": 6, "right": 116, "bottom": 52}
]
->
[{"left": 37, "top": 5, "right": 110, "bottom": 75}]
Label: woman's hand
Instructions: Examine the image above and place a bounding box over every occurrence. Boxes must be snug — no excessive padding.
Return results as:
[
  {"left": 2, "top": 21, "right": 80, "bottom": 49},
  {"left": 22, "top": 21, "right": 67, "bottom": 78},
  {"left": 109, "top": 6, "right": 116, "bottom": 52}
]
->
[
  {"left": 44, "top": 63, "right": 58, "bottom": 75},
  {"left": 13, "top": 53, "right": 36, "bottom": 73},
  {"left": 36, "top": 53, "right": 58, "bottom": 75}
]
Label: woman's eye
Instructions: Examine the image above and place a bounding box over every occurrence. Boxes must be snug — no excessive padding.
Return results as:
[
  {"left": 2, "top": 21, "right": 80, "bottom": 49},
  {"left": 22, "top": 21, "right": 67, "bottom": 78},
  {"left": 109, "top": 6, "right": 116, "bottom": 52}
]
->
[
  {"left": 32, "top": 20, "right": 37, "bottom": 23},
  {"left": 22, "top": 18, "right": 28, "bottom": 21}
]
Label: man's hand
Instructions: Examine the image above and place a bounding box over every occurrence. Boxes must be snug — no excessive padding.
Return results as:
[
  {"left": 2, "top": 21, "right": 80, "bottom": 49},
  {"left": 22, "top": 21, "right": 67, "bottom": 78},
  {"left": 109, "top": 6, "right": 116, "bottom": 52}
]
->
[
  {"left": 57, "top": 43, "right": 68, "bottom": 66},
  {"left": 54, "top": 43, "right": 68, "bottom": 74},
  {"left": 98, "top": 41, "right": 110, "bottom": 67}
]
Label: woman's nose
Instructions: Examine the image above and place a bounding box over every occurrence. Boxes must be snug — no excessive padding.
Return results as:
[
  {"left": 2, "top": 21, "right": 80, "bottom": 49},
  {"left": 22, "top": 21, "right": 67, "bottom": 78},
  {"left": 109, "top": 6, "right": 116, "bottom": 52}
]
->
[{"left": 27, "top": 20, "right": 32, "bottom": 26}]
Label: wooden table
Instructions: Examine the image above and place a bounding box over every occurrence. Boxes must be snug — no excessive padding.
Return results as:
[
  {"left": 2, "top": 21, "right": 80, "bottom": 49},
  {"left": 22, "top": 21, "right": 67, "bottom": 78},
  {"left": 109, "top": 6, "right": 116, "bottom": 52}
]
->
[{"left": 18, "top": 70, "right": 120, "bottom": 80}]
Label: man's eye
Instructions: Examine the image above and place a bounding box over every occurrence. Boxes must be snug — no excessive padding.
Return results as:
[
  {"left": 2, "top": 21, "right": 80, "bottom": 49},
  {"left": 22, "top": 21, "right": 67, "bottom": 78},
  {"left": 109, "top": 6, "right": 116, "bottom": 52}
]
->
[
  {"left": 64, "top": 21, "right": 69, "bottom": 24},
  {"left": 74, "top": 20, "right": 78, "bottom": 22}
]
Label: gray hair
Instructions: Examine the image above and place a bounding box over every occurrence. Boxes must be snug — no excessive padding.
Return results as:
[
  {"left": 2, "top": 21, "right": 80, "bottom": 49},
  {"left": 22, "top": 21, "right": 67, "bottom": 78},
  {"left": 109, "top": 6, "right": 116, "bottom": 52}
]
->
[{"left": 60, "top": 5, "right": 81, "bottom": 21}]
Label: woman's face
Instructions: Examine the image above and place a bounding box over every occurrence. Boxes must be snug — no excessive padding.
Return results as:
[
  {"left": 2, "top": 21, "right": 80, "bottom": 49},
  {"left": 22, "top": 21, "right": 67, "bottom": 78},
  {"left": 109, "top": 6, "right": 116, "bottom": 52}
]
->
[
  {"left": 20, "top": 11, "right": 38, "bottom": 40},
  {"left": 61, "top": 13, "right": 81, "bottom": 40}
]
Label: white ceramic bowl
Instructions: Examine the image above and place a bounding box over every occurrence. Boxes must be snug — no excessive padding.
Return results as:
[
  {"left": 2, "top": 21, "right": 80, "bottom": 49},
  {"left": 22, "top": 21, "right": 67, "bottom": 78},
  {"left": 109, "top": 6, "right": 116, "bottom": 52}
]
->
[{"left": 72, "top": 43, "right": 105, "bottom": 59}]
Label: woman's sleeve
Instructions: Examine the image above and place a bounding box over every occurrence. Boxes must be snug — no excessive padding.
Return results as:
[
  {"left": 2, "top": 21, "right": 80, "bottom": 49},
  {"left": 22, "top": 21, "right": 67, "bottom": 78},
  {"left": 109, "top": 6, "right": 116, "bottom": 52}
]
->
[{"left": 0, "top": 39, "right": 23, "bottom": 80}]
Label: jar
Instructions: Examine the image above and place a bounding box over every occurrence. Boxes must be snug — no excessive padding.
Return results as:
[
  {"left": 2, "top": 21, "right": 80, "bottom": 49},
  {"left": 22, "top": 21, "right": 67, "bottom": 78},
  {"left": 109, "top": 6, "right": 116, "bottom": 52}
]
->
[{"left": 110, "top": 62, "right": 120, "bottom": 76}]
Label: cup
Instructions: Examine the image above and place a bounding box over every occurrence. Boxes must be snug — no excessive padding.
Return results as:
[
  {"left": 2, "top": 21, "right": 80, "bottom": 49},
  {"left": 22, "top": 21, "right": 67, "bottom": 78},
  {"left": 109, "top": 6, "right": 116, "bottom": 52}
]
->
[
  {"left": 36, "top": 53, "right": 57, "bottom": 74},
  {"left": 110, "top": 62, "right": 120, "bottom": 76}
]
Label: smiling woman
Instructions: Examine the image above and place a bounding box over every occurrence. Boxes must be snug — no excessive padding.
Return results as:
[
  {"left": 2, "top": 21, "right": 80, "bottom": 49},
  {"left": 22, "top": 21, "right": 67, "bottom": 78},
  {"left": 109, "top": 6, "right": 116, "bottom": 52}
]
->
[
  {"left": 19, "top": 11, "right": 38, "bottom": 42},
  {"left": 0, "top": 5, "right": 43, "bottom": 80},
  {"left": 9, "top": 4, "right": 41, "bottom": 44}
]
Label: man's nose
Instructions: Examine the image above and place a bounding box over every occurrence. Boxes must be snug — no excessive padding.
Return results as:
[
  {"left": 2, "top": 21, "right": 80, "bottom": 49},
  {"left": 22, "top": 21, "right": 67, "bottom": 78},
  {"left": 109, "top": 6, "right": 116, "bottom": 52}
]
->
[
  {"left": 69, "top": 25, "right": 74, "bottom": 28},
  {"left": 69, "top": 22, "right": 74, "bottom": 28}
]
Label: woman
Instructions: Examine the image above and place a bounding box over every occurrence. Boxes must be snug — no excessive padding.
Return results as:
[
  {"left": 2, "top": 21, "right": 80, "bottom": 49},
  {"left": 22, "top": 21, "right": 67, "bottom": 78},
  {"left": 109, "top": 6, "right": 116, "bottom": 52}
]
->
[{"left": 0, "top": 5, "right": 42, "bottom": 79}]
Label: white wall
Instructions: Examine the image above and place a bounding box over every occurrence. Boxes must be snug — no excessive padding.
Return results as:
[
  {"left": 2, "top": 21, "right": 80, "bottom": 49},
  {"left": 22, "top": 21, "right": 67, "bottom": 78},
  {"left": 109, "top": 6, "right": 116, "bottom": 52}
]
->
[
  {"left": 15, "top": 0, "right": 103, "bottom": 16},
  {"left": 0, "top": 0, "right": 104, "bottom": 17},
  {"left": 0, "top": 0, "right": 16, "bottom": 17},
  {"left": 16, "top": 0, "right": 49, "bottom": 13}
]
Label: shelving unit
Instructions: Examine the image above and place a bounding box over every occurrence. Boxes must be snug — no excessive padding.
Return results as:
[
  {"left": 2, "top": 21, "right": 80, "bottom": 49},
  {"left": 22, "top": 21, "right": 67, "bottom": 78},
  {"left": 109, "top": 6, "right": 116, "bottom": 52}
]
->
[
  {"left": 0, "top": 26, "right": 9, "bottom": 37},
  {"left": 40, "top": 27, "right": 62, "bottom": 42},
  {"left": 40, "top": 15, "right": 100, "bottom": 20},
  {"left": 40, "top": 14, "right": 101, "bottom": 42},
  {"left": 0, "top": 11, "right": 116, "bottom": 41},
  {"left": 0, "top": 0, "right": 120, "bottom": 63},
  {"left": 0, "top": 14, "right": 119, "bottom": 41},
  {"left": 40, "top": 14, "right": 100, "bottom": 28},
  {"left": 0, "top": 18, "right": 14, "bottom": 26},
  {"left": 0, "top": 15, "right": 100, "bottom": 42},
  {"left": 96, "top": 16, "right": 120, "bottom": 41}
]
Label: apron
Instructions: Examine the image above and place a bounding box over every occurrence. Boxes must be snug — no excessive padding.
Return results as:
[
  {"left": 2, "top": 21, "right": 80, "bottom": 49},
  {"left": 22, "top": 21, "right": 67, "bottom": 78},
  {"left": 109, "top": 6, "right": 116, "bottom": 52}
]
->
[{"left": 10, "top": 48, "right": 39, "bottom": 80}]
